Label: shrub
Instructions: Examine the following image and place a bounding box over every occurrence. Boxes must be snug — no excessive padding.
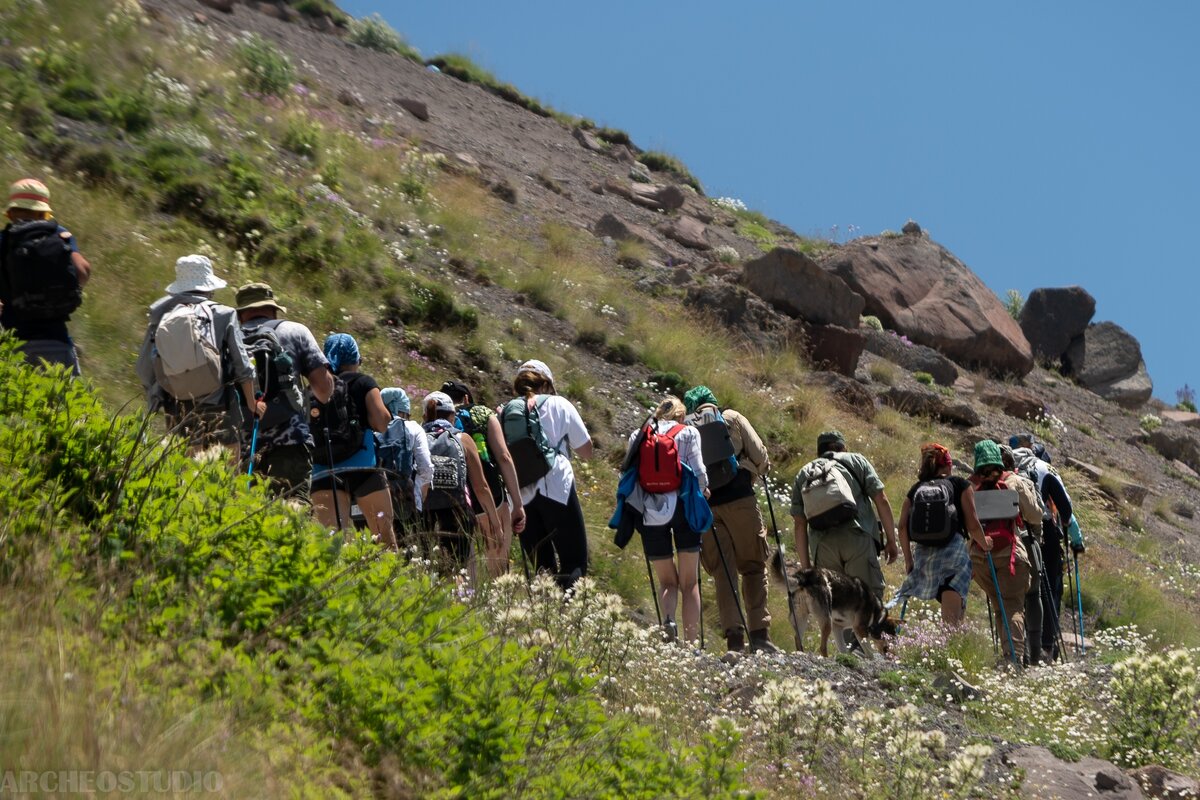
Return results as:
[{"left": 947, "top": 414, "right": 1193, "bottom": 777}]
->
[
  {"left": 869, "top": 360, "right": 898, "bottom": 386},
  {"left": 236, "top": 35, "right": 295, "bottom": 96},
  {"left": 636, "top": 150, "right": 703, "bottom": 194},
  {"left": 647, "top": 371, "right": 687, "bottom": 397},
  {"left": 593, "top": 126, "right": 633, "bottom": 147},
  {"left": 1004, "top": 289, "right": 1024, "bottom": 321},
  {"left": 281, "top": 116, "right": 321, "bottom": 159},
  {"left": 914, "top": 371, "right": 934, "bottom": 386},
  {"left": 1109, "top": 649, "right": 1200, "bottom": 770},
  {"left": 1139, "top": 414, "right": 1163, "bottom": 432},
  {"left": 347, "top": 13, "right": 421, "bottom": 61},
  {"left": 861, "top": 315, "right": 883, "bottom": 331},
  {"left": 1177, "top": 384, "right": 1196, "bottom": 412},
  {"left": 714, "top": 245, "right": 739, "bottom": 264}
]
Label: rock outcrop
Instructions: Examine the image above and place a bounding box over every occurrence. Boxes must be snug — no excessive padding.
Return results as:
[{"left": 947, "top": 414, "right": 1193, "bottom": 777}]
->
[
  {"left": 1147, "top": 425, "right": 1200, "bottom": 474},
  {"left": 798, "top": 322, "right": 865, "bottom": 377},
  {"left": 684, "top": 282, "right": 790, "bottom": 350},
  {"left": 1020, "top": 286, "right": 1096, "bottom": 362},
  {"left": 861, "top": 329, "right": 959, "bottom": 386},
  {"left": 1004, "top": 746, "right": 1145, "bottom": 800},
  {"left": 1130, "top": 765, "right": 1199, "bottom": 800},
  {"left": 980, "top": 387, "right": 1046, "bottom": 421},
  {"left": 1063, "top": 322, "right": 1153, "bottom": 408},
  {"left": 879, "top": 387, "right": 980, "bottom": 428},
  {"left": 741, "top": 248, "right": 864, "bottom": 328},
  {"left": 820, "top": 231, "right": 1034, "bottom": 375}
]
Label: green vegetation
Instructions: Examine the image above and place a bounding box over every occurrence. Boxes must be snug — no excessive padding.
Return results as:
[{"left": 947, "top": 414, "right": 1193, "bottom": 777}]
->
[
  {"left": 636, "top": 150, "right": 703, "bottom": 194},
  {"left": 348, "top": 13, "right": 422, "bottom": 61},
  {"left": 428, "top": 53, "right": 557, "bottom": 119},
  {"left": 236, "top": 35, "right": 296, "bottom": 96},
  {"left": 1004, "top": 289, "right": 1024, "bottom": 321},
  {"left": 914, "top": 371, "right": 934, "bottom": 386}
]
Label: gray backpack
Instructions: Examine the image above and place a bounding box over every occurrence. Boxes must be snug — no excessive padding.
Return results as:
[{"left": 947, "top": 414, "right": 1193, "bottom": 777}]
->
[{"left": 425, "top": 423, "right": 469, "bottom": 512}]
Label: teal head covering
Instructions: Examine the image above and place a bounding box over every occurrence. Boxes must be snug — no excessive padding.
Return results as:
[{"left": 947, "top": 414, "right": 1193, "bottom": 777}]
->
[
  {"left": 323, "top": 333, "right": 360, "bottom": 374},
  {"left": 973, "top": 440, "right": 1005, "bottom": 473},
  {"left": 381, "top": 387, "right": 411, "bottom": 417},
  {"left": 683, "top": 385, "right": 718, "bottom": 414}
]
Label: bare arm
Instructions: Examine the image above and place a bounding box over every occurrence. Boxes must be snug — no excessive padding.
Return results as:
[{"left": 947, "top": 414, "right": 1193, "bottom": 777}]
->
[
  {"left": 461, "top": 434, "right": 501, "bottom": 543},
  {"left": 307, "top": 365, "right": 334, "bottom": 404},
  {"left": 898, "top": 498, "right": 913, "bottom": 572},
  {"left": 72, "top": 251, "right": 91, "bottom": 286},
  {"left": 364, "top": 388, "right": 391, "bottom": 433},
  {"left": 486, "top": 416, "right": 526, "bottom": 530},
  {"left": 872, "top": 490, "right": 898, "bottom": 564},
  {"left": 792, "top": 514, "right": 811, "bottom": 569},
  {"left": 573, "top": 439, "right": 594, "bottom": 460}
]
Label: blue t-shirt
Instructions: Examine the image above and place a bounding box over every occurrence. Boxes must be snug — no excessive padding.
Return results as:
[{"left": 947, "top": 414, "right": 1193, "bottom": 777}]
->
[{"left": 0, "top": 222, "right": 80, "bottom": 342}]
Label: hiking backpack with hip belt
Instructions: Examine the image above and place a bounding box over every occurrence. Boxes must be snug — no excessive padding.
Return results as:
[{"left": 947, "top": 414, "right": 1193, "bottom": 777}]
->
[
  {"left": 637, "top": 422, "right": 685, "bottom": 493},
  {"left": 152, "top": 300, "right": 225, "bottom": 401},
  {"left": 798, "top": 456, "right": 860, "bottom": 530},
  {"left": 501, "top": 395, "right": 556, "bottom": 487},
  {"left": 0, "top": 220, "right": 82, "bottom": 320},
  {"left": 241, "top": 319, "right": 303, "bottom": 429},
  {"left": 310, "top": 374, "right": 364, "bottom": 464}
]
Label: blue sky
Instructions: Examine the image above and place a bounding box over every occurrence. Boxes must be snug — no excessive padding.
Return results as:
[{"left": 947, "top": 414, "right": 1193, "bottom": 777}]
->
[{"left": 342, "top": 1, "right": 1197, "bottom": 404}]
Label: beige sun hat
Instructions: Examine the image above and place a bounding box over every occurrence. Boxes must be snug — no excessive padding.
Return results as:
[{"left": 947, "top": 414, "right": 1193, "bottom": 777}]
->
[
  {"left": 165, "top": 254, "right": 228, "bottom": 295},
  {"left": 7, "top": 178, "right": 53, "bottom": 213}
]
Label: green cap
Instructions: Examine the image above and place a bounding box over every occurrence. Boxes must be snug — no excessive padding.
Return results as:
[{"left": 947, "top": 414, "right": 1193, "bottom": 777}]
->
[
  {"left": 235, "top": 282, "right": 287, "bottom": 314},
  {"left": 973, "top": 440, "right": 1005, "bottom": 473},
  {"left": 817, "top": 430, "right": 845, "bottom": 454},
  {"left": 683, "top": 385, "right": 718, "bottom": 414}
]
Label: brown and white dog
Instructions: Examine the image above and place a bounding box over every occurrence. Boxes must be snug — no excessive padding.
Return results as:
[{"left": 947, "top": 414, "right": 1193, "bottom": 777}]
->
[{"left": 771, "top": 551, "right": 897, "bottom": 657}]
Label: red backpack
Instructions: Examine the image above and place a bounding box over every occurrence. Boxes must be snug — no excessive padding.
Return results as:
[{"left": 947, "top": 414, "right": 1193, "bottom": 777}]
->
[{"left": 637, "top": 422, "right": 685, "bottom": 493}]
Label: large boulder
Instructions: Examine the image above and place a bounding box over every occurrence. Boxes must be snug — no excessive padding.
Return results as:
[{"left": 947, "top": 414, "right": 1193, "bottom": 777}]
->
[
  {"left": 741, "top": 248, "right": 864, "bottom": 328},
  {"left": 1130, "top": 765, "right": 1199, "bottom": 800},
  {"left": 820, "top": 232, "right": 1033, "bottom": 375},
  {"left": 1020, "top": 286, "right": 1096, "bottom": 361},
  {"left": 1063, "top": 322, "right": 1153, "bottom": 408},
  {"left": 798, "top": 322, "right": 864, "bottom": 377},
  {"left": 1004, "top": 746, "right": 1144, "bottom": 800},
  {"left": 1147, "top": 426, "right": 1200, "bottom": 473},
  {"left": 659, "top": 216, "right": 710, "bottom": 251},
  {"left": 980, "top": 387, "right": 1047, "bottom": 422},
  {"left": 592, "top": 213, "right": 668, "bottom": 258},
  {"left": 879, "top": 387, "right": 981, "bottom": 428},
  {"left": 861, "top": 329, "right": 958, "bottom": 386},
  {"left": 684, "top": 282, "right": 790, "bottom": 350}
]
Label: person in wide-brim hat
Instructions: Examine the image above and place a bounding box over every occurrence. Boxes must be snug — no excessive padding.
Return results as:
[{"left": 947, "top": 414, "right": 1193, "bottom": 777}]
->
[
  {"left": 165, "top": 254, "right": 227, "bottom": 295},
  {"left": 234, "top": 282, "right": 288, "bottom": 314}
]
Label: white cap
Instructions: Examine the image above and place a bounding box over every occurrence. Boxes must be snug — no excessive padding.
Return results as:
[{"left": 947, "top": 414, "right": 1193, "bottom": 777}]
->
[
  {"left": 165, "top": 254, "right": 227, "bottom": 295},
  {"left": 424, "top": 391, "right": 456, "bottom": 413},
  {"left": 518, "top": 359, "right": 554, "bottom": 384}
]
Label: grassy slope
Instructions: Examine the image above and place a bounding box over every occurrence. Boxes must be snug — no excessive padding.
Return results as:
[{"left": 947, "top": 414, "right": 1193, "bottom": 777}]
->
[{"left": 1, "top": 0, "right": 1197, "bottom": 793}]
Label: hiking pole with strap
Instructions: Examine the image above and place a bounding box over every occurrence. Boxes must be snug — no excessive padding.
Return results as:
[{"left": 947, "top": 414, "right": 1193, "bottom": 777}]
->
[
  {"left": 761, "top": 475, "right": 802, "bottom": 650},
  {"left": 1039, "top": 563, "right": 1068, "bottom": 664},
  {"left": 323, "top": 422, "right": 344, "bottom": 531},
  {"left": 1064, "top": 554, "right": 1080, "bottom": 656},
  {"left": 986, "top": 552, "right": 1020, "bottom": 667},
  {"left": 697, "top": 560, "right": 705, "bottom": 651},
  {"left": 644, "top": 554, "right": 662, "bottom": 627},
  {"left": 986, "top": 597, "right": 998, "bottom": 655},
  {"left": 1073, "top": 551, "right": 1086, "bottom": 656},
  {"left": 711, "top": 527, "right": 750, "bottom": 637}
]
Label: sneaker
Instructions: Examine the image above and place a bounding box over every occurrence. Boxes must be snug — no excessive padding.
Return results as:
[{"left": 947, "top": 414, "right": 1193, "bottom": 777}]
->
[
  {"left": 748, "top": 629, "right": 781, "bottom": 654},
  {"left": 662, "top": 618, "right": 678, "bottom": 644}
]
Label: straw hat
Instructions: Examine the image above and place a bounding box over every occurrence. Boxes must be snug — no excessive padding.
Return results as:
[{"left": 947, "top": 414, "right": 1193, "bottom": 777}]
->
[{"left": 7, "top": 178, "right": 52, "bottom": 213}]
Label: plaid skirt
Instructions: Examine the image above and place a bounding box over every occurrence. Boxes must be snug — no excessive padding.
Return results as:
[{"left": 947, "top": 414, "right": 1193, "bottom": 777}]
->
[{"left": 896, "top": 535, "right": 972, "bottom": 601}]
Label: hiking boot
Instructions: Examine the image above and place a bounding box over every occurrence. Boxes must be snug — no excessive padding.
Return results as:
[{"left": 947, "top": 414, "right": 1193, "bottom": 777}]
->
[
  {"left": 748, "top": 629, "right": 781, "bottom": 655},
  {"left": 662, "top": 618, "right": 678, "bottom": 644},
  {"left": 725, "top": 630, "right": 745, "bottom": 653}
]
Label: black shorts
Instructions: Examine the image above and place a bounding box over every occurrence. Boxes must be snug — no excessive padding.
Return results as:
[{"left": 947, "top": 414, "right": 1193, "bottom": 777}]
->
[
  {"left": 312, "top": 468, "right": 388, "bottom": 497},
  {"left": 635, "top": 504, "right": 702, "bottom": 561},
  {"left": 470, "top": 459, "right": 507, "bottom": 514}
]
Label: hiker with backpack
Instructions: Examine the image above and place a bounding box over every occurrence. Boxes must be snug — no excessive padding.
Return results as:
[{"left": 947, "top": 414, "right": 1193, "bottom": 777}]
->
[
  {"left": 500, "top": 359, "right": 593, "bottom": 591},
  {"left": 1011, "top": 442, "right": 1077, "bottom": 663},
  {"left": 421, "top": 390, "right": 502, "bottom": 576},
  {"left": 894, "top": 443, "right": 990, "bottom": 626},
  {"left": 616, "top": 396, "right": 711, "bottom": 643},
  {"left": 236, "top": 282, "right": 334, "bottom": 502},
  {"left": 969, "top": 440, "right": 1033, "bottom": 667},
  {"left": 135, "top": 255, "right": 264, "bottom": 452},
  {"left": 683, "top": 386, "right": 779, "bottom": 654},
  {"left": 441, "top": 380, "right": 528, "bottom": 576},
  {"left": 378, "top": 387, "right": 434, "bottom": 542},
  {"left": 310, "top": 334, "right": 396, "bottom": 549},
  {"left": 792, "top": 431, "right": 898, "bottom": 651},
  {"left": 0, "top": 178, "right": 92, "bottom": 374},
  {"left": 1000, "top": 443, "right": 1052, "bottom": 665}
]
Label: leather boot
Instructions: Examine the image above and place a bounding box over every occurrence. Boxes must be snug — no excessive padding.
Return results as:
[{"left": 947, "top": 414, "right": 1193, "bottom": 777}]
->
[
  {"left": 749, "top": 628, "right": 781, "bottom": 654},
  {"left": 725, "top": 630, "right": 744, "bottom": 653}
]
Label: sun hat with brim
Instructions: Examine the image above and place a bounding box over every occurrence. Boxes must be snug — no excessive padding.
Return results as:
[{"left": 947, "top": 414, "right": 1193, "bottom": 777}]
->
[
  {"left": 7, "top": 178, "right": 52, "bottom": 213},
  {"left": 425, "top": 391, "right": 456, "bottom": 414},
  {"left": 518, "top": 359, "right": 554, "bottom": 385},
  {"left": 817, "top": 430, "right": 846, "bottom": 454},
  {"left": 165, "top": 254, "right": 227, "bottom": 295},
  {"left": 235, "top": 282, "right": 287, "bottom": 314},
  {"left": 973, "top": 440, "right": 1005, "bottom": 473}
]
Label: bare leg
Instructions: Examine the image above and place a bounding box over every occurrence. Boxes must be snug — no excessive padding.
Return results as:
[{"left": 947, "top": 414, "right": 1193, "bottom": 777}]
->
[
  {"left": 484, "top": 502, "right": 514, "bottom": 577},
  {"left": 940, "top": 590, "right": 964, "bottom": 626},
  {"left": 676, "top": 552, "right": 701, "bottom": 643},
  {"left": 356, "top": 488, "right": 397, "bottom": 550},
  {"left": 652, "top": 557, "right": 680, "bottom": 632}
]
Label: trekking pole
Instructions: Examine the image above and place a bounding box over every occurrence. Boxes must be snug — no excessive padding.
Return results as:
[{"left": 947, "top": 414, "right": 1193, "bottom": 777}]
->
[
  {"left": 986, "top": 552, "right": 1020, "bottom": 667},
  {"left": 1064, "top": 555, "right": 1080, "bottom": 656},
  {"left": 323, "top": 423, "right": 344, "bottom": 530},
  {"left": 711, "top": 529, "right": 750, "bottom": 635},
  {"left": 761, "top": 475, "right": 803, "bottom": 650},
  {"left": 900, "top": 598, "right": 909, "bottom": 622},
  {"left": 1040, "top": 564, "right": 1068, "bottom": 664},
  {"left": 1073, "top": 551, "right": 1086, "bottom": 656},
  {"left": 697, "top": 560, "right": 705, "bottom": 651},
  {"left": 986, "top": 598, "right": 998, "bottom": 655},
  {"left": 246, "top": 393, "right": 263, "bottom": 478},
  {"left": 644, "top": 554, "right": 662, "bottom": 627}
]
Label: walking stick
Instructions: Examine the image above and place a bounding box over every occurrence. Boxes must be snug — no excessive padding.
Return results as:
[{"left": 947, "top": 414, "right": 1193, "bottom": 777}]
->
[
  {"left": 900, "top": 598, "right": 909, "bottom": 622},
  {"left": 986, "top": 597, "right": 998, "bottom": 655},
  {"left": 644, "top": 554, "right": 662, "bottom": 627},
  {"left": 1039, "top": 563, "right": 1068, "bottom": 663},
  {"left": 323, "top": 422, "right": 344, "bottom": 531},
  {"left": 697, "top": 560, "right": 705, "bottom": 651},
  {"left": 1065, "top": 554, "right": 1080, "bottom": 656},
  {"left": 761, "top": 475, "right": 802, "bottom": 650},
  {"left": 1073, "top": 551, "right": 1086, "bottom": 656},
  {"left": 987, "top": 552, "right": 1020, "bottom": 667},
  {"left": 711, "top": 528, "right": 750, "bottom": 636}
]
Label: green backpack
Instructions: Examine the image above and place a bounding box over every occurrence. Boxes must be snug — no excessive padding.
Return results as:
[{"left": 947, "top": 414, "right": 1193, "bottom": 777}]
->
[{"left": 500, "top": 396, "right": 556, "bottom": 487}]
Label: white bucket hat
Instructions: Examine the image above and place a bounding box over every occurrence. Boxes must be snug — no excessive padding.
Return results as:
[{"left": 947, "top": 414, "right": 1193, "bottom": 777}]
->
[
  {"left": 518, "top": 359, "right": 555, "bottom": 384},
  {"left": 166, "top": 254, "right": 227, "bottom": 295}
]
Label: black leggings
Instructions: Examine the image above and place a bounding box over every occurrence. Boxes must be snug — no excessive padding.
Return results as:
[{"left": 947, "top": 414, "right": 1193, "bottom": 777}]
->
[
  {"left": 1041, "top": 521, "right": 1065, "bottom": 652},
  {"left": 518, "top": 486, "right": 588, "bottom": 590}
]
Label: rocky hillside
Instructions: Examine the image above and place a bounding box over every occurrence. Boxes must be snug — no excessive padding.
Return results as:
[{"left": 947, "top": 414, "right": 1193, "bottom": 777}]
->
[{"left": 2, "top": 0, "right": 1199, "bottom": 796}]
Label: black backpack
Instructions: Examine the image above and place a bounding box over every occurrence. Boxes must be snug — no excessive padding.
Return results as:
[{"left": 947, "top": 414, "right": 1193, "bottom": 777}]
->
[
  {"left": 241, "top": 320, "right": 302, "bottom": 430},
  {"left": 687, "top": 407, "right": 740, "bottom": 490},
  {"left": 0, "top": 220, "right": 82, "bottom": 321},
  {"left": 310, "top": 374, "right": 364, "bottom": 464},
  {"left": 908, "top": 478, "right": 959, "bottom": 547}
]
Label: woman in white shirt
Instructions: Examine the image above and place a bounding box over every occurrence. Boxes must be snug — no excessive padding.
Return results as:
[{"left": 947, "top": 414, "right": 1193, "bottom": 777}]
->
[{"left": 625, "top": 396, "right": 709, "bottom": 644}]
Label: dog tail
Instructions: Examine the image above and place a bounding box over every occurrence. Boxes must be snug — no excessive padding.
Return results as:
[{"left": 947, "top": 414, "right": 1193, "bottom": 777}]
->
[{"left": 770, "top": 550, "right": 833, "bottom": 620}]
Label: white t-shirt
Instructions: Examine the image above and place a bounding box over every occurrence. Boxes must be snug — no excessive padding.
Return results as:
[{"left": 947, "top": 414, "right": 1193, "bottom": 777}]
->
[
  {"left": 397, "top": 418, "right": 434, "bottom": 511},
  {"left": 624, "top": 419, "right": 708, "bottom": 526},
  {"left": 519, "top": 395, "right": 591, "bottom": 507}
]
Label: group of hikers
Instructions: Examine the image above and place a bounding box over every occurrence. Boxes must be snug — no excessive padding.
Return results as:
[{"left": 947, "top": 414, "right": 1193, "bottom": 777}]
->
[{"left": 2, "top": 177, "right": 1087, "bottom": 662}]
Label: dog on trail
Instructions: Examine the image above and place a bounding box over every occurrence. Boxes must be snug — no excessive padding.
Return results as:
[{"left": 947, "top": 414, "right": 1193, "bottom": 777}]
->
[{"left": 770, "top": 551, "right": 897, "bottom": 657}]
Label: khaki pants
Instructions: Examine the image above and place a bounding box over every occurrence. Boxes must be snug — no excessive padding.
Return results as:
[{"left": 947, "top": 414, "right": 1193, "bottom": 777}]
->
[
  {"left": 699, "top": 494, "right": 771, "bottom": 635},
  {"left": 970, "top": 541, "right": 1032, "bottom": 663},
  {"left": 811, "top": 527, "right": 885, "bottom": 600}
]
